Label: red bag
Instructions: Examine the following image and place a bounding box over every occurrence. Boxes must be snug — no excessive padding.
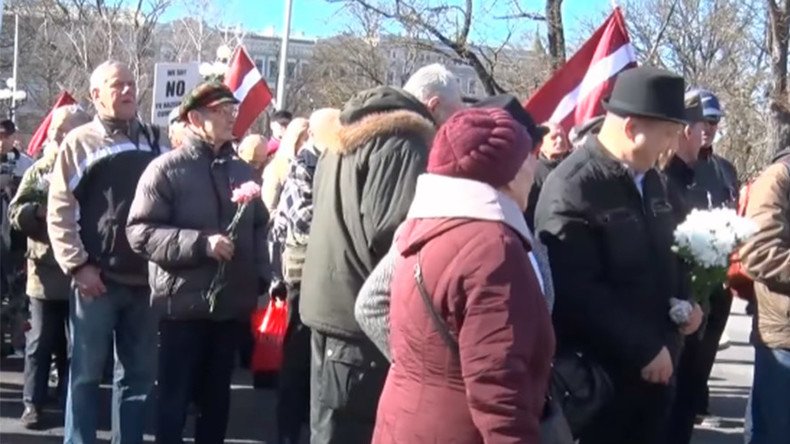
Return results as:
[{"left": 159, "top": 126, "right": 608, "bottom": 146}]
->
[
  {"left": 251, "top": 298, "right": 288, "bottom": 374},
  {"left": 727, "top": 182, "right": 756, "bottom": 301}
]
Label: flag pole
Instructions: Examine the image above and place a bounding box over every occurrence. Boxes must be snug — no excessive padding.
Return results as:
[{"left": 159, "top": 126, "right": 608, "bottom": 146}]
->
[
  {"left": 275, "top": 0, "right": 293, "bottom": 111},
  {"left": 11, "top": 12, "right": 18, "bottom": 123}
]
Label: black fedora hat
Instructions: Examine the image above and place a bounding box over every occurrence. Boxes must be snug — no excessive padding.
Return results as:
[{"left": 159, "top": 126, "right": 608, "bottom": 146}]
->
[{"left": 602, "top": 66, "right": 686, "bottom": 124}]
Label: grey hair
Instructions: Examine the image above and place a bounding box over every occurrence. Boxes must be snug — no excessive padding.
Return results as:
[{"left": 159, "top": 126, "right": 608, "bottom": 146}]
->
[
  {"left": 89, "top": 60, "right": 128, "bottom": 90},
  {"left": 403, "top": 63, "right": 462, "bottom": 104}
]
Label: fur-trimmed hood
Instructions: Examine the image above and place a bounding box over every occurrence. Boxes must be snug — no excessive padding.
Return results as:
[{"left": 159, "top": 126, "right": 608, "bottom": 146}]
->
[{"left": 331, "top": 86, "right": 436, "bottom": 155}]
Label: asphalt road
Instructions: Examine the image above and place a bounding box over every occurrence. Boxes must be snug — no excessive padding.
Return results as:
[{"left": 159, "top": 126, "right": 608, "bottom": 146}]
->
[{"left": 0, "top": 300, "right": 754, "bottom": 443}]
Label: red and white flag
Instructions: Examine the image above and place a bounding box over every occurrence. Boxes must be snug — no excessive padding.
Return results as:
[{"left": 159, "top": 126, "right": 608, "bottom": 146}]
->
[
  {"left": 525, "top": 8, "right": 636, "bottom": 133},
  {"left": 26, "top": 91, "right": 77, "bottom": 157},
  {"left": 224, "top": 46, "right": 273, "bottom": 139}
]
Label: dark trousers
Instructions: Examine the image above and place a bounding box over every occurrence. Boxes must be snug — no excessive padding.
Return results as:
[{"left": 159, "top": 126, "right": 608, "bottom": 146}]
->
[
  {"left": 666, "top": 288, "right": 733, "bottom": 444},
  {"left": 695, "top": 288, "right": 734, "bottom": 413},
  {"left": 309, "top": 331, "right": 389, "bottom": 444},
  {"left": 580, "top": 374, "right": 674, "bottom": 444},
  {"left": 156, "top": 319, "right": 240, "bottom": 444},
  {"left": 276, "top": 288, "right": 311, "bottom": 444},
  {"left": 23, "top": 298, "right": 69, "bottom": 407},
  {"left": 277, "top": 320, "right": 311, "bottom": 443}
]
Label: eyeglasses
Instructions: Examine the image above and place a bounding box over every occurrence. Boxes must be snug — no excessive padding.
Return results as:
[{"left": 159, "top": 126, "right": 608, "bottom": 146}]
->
[
  {"left": 206, "top": 105, "right": 238, "bottom": 118},
  {"left": 704, "top": 117, "right": 720, "bottom": 125}
]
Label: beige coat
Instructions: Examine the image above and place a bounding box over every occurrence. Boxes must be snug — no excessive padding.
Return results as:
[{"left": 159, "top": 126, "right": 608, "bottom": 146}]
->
[{"left": 739, "top": 159, "right": 790, "bottom": 349}]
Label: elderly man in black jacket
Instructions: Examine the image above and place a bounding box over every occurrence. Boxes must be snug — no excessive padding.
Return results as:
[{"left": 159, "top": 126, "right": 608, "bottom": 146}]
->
[
  {"left": 127, "top": 81, "right": 269, "bottom": 444},
  {"left": 535, "top": 67, "right": 703, "bottom": 444}
]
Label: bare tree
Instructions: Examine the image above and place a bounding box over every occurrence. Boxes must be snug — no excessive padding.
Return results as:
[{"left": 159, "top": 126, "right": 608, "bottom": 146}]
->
[
  {"left": 501, "top": 0, "right": 566, "bottom": 71},
  {"left": 767, "top": 0, "right": 790, "bottom": 154},
  {"left": 6, "top": 0, "right": 172, "bottom": 129},
  {"left": 329, "top": 0, "right": 511, "bottom": 95},
  {"left": 620, "top": 0, "right": 773, "bottom": 178},
  {"left": 545, "top": 0, "right": 566, "bottom": 69}
]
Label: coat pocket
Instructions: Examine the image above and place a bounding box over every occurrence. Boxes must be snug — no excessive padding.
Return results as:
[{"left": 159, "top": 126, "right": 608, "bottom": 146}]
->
[
  {"left": 597, "top": 207, "right": 647, "bottom": 272},
  {"left": 318, "top": 336, "right": 387, "bottom": 421}
]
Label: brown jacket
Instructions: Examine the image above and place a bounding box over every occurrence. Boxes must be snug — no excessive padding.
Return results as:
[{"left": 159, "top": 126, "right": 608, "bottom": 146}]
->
[{"left": 739, "top": 156, "right": 790, "bottom": 349}]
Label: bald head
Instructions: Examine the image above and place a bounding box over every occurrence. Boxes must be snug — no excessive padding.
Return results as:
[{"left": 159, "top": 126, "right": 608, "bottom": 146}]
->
[
  {"left": 308, "top": 108, "right": 340, "bottom": 152},
  {"left": 90, "top": 60, "right": 137, "bottom": 120},
  {"left": 539, "top": 122, "right": 570, "bottom": 161},
  {"left": 48, "top": 105, "right": 91, "bottom": 145},
  {"left": 237, "top": 134, "right": 269, "bottom": 174}
]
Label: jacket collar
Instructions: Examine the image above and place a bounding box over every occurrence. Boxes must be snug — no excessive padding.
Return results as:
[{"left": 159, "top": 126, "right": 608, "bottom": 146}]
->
[
  {"left": 183, "top": 131, "right": 235, "bottom": 159},
  {"left": 94, "top": 115, "right": 139, "bottom": 139},
  {"left": 665, "top": 155, "right": 695, "bottom": 188},
  {"left": 406, "top": 174, "right": 534, "bottom": 243}
]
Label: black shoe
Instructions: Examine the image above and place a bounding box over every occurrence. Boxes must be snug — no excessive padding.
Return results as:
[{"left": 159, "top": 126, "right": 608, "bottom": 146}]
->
[{"left": 20, "top": 404, "right": 41, "bottom": 429}]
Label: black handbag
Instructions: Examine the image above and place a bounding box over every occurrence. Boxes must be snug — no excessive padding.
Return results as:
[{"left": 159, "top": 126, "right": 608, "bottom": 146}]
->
[
  {"left": 550, "top": 350, "right": 614, "bottom": 437},
  {"left": 414, "top": 260, "right": 574, "bottom": 444}
]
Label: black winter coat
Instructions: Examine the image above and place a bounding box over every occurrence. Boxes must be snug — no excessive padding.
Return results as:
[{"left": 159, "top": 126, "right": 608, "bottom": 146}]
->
[
  {"left": 535, "top": 137, "right": 684, "bottom": 376},
  {"left": 525, "top": 155, "right": 563, "bottom": 231},
  {"left": 126, "top": 135, "right": 270, "bottom": 321}
]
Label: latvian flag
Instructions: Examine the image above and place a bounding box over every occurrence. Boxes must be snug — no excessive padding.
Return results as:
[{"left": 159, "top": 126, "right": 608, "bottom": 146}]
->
[
  {"left": 525, "top": 8, "right": 637, "bottom": 132},
  {"left": 224, "top": 46, "right": 274, "bottom": 139},
  {"left": 27, "top": 91, "right": 77, "bottom": 157}
]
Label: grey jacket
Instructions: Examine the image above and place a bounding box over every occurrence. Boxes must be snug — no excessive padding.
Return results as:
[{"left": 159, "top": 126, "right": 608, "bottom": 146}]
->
[
  {"left": 126, "top": 135, "right": 270, "bottom": 321},
  {"left": 355, "top": 192, "right": 556, "bottom": 362}
]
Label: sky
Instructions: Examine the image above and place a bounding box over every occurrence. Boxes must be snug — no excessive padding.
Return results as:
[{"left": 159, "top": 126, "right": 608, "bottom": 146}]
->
[{"left": 163, "top": 0, "right": 619, "bottom": 48}]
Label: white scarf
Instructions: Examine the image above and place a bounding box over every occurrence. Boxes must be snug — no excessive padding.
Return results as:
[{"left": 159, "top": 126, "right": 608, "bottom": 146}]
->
[{"left": 405, "top": 174, "right": 545, "bottom": 294}]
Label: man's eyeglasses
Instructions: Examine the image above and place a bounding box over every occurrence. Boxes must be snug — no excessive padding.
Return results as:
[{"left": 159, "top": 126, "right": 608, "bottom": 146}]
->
[
  {"left": 704, "top": 117, "right": 720, "bottom": 126},
  {"left": 206, "top": 105, "right": 238, "bottom": 118}
]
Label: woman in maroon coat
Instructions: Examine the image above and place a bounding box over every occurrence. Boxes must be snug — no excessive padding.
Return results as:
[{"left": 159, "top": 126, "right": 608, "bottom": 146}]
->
[{"left": 372, "top": 108, "right": 555, "bottom": 444}]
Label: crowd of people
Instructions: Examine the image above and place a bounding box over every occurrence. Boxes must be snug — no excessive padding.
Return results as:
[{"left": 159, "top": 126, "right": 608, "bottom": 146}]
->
[{"left": 0, "top": 53, "right": 787, "bottom": 444}]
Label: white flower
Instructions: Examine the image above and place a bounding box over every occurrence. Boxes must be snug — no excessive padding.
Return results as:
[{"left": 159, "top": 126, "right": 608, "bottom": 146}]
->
[{"left": 673, "top": 208, "right": 758, "bottom": 269}]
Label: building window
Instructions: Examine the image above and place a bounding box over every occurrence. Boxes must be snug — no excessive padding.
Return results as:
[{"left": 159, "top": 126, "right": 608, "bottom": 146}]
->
[
  {"left": 268, "top": 59, "right": 278, "bottom": 79},
  {"left": 287, "top": 60, "right": 297, "bottom": 79},
  {"left": 255, "top": 59, "right": 264, "bottom": 73}
]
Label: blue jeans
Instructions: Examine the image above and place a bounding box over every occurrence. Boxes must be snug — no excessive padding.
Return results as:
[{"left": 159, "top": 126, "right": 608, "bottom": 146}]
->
[
  {"left": 750, "top": 344, "right": 790, "bottom": 444},
  {"left": 64, "top": 282, "right": 158, "bottom": 444}
]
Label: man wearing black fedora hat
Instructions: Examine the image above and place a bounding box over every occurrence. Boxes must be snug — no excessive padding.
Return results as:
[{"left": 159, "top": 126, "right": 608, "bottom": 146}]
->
[{"left": 535, "top": 66, "right": 703, "bottom": 444}]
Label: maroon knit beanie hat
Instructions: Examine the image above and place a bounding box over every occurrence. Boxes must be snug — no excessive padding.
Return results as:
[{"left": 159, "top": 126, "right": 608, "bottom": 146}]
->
[{"left": 427, "top": 107, "right": 531, "bottom": 188}]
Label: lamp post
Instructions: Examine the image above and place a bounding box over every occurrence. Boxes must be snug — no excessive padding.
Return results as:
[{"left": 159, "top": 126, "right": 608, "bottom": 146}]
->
[
  {"left": 0, "top": 78, "right": 27, "bottom": 121},
  {"left": 275, "top": 0, "right": 293, "bottom": 110},
  {"left": 198, "top": 44, "right": 232, "bottom": 80}
]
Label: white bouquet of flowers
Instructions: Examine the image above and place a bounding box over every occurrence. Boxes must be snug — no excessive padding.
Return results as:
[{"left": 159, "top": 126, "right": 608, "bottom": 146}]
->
[{"left": 673, "top": 208, "right": 757, "bottom": 313}]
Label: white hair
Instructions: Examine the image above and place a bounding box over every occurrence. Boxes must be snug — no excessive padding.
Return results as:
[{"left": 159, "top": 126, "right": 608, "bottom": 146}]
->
[
  {"left": 89, "top": 60, "right": 128, "bottom": 90},
  {"left": 403, "top": 63, "right": 462, "bottom": 104}
]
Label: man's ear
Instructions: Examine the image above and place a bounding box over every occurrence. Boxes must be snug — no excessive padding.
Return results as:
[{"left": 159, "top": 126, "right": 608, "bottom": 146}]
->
[
  {"left": 186, "top": 110, "right": 202, "bottom": 127},
  {"left": 683, "top": 124, "right": 694, "bottom": 139},
  {"left": 89, "top": 87, "right": 100, "bottom": 104},
  {"left": 426, "top": 96, "right": 440, "bottom": 113},
  {"left": 623, "top": 117, "right": 638, "bottom": 141}
]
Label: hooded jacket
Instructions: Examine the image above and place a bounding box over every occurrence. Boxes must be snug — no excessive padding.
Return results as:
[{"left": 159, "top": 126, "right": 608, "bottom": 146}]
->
[
  {"left": 373, "top": 174, "right": 554, "bottom": 444},
  {"left": 300, "top": 87, "right": 435, "bottom": 339},
  {"left": 739, "top": 148, "right": 790, "bottom": 349},
  {"left": 126, "top": 134, "right": 269, "bottom": 321}
]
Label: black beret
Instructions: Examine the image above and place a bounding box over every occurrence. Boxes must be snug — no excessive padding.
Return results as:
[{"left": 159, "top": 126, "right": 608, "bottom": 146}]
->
[{"left": 179, "top": 81, "right": 239, "bottom": 121}]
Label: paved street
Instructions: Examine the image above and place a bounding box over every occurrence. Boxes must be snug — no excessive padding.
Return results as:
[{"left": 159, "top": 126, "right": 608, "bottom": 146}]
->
[{"left": 0, "top": 300, "right": 754, "bottom": 443}]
